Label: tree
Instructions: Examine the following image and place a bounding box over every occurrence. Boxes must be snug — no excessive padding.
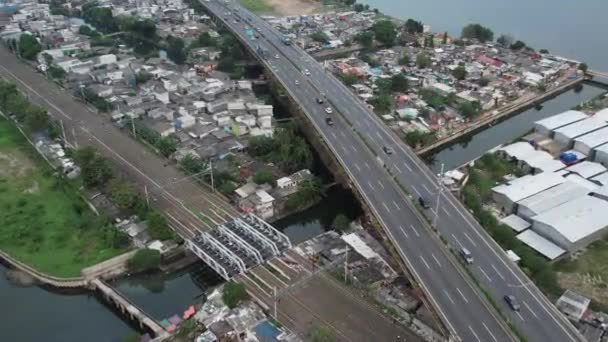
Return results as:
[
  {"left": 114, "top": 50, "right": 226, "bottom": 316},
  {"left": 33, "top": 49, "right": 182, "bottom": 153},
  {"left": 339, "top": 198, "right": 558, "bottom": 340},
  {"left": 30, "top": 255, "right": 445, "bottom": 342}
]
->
[
  {"left": 370, "top": 94, "right": 391, "bottom": 113},
  {"left": 398, "top": 54, "right": 411, "bottom": 66},
  {"left": 404, "top": 19, "right": 423, "bottom": 34},
  {"left": 74, "top": 147, "right": 113, "bottom": 188},
  {"left": 18, "top": 34, "right": 42, "bottom": 60},
  {"left": 415, "top": 52, "right": 431, "bottom": 68},
  {"left": 452, "top": 65, "right": 467, "bottom": 80},
  {"left": 372, "top": 20, "right": 397, "bottom": 47},
  {"left": 332, "top": 214, "right": 350, "bottom": 232},
  {"left": 461, "top": 23, "right": 494, "bottom": 42},
  {"left": 180, "top": 154, "right": 204, "bottom": 174},
  {"left": 217, "top": 56, "right": 236, "bottom": 72},
  {"left": 353, "top": 3, "right": 365, "bottom": 12},
  {"left": 339, "top": 73, "right": 358, "bottom": 86},
  {"left": 390, "top": 73, "right": 409, "bottom": 92},
  {"left": 222, "top": 281, "right": 249, "bottom": 309},
  {"left": 405, "top": 130, "right": 436, "bottom": 148},
  {"left": 354, "top": 31, "right": 373, "bottom": 49},
  {"left": 157, "top": 137, "right": 177, "bottom": 157},
  {"left": 191, "top": 32, "right": 217, "bottom": 48},
  {"left": 312, "top": 326, "right": 335, "bottom": 342},
  {"left": 24, "top": 107, "right": 49, "bottom": 132},
  {"left": 127, "top": 249, "right": 161, "bottom": 272},
  {"left": 48, "top": 65, "right": 66, "bottom": 79},
  {"left": 42, "top": 52, "right": 53, "bottom": 66},
  {"left": 253, "top": 170, "right": 274, "bottom": 185},
  {"left": 442, "top": 31, "right": 448, "bottom": 45},
  {"left": 578, "top": 63, "right": 589, "bottom": 73},
  {"left": 458, "top": 101, "right": 481, "bottom": 119},
  {"left": 166, "top": 36, "right": 187, "bottom": 64},
  {"left": 539, "top": 49, "right": 549, "bottom": 54},
  {"left": 310, "top": 31, "right": 328, "bottom": 44},
  {"left": 510, "top": 40, "right": 526, "bottom": 50},
  {"left": 496, "top": 34, "right": 514, "bottom": 47},
  {"left": 147, "top": 211, "right": 175, "bottom": 240},
  {"left": 108, "top": 179, "right": 143, "bottom": 212},
  {"left": 135, "top": 71, "right": 152, "bottom": 85}
]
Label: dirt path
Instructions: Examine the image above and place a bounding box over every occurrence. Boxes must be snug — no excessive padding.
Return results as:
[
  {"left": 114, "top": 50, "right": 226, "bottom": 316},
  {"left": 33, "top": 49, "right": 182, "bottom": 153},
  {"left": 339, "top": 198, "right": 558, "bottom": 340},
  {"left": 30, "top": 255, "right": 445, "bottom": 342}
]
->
[{"left": 264, "top": 0, "right": 320, "bottom": 16}]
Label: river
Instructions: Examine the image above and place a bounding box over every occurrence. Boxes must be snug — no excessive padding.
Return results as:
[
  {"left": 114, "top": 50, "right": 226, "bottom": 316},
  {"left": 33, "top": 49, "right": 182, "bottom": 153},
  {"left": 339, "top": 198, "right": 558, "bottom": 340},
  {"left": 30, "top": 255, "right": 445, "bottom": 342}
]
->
[
  {"left": 362, "top": 0, "right": 608, "bottom": 71},
  {"left": 0, "top": 186, "right": 358, "bottom": 341}
]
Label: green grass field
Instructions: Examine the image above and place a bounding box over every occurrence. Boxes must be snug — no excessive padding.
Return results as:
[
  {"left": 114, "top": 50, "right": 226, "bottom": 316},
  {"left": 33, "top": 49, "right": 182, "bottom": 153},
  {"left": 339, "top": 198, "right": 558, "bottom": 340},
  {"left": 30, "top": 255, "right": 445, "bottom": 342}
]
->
[
  {"left": 0, "top": 119, "right": 126, "bottom": 277},
  {"left": 238, "top": 0, "right": 275, "bottom": 13}
]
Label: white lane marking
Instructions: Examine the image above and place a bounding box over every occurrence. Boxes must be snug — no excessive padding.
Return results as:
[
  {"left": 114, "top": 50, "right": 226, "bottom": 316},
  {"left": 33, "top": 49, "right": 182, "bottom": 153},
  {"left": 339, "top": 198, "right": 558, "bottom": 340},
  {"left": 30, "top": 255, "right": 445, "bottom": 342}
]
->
[
  {"left": 431, "top": 253, "right": 442, "bottom": 267},
  {"left": 523, "top": 301, "right": 538, "bottom": 318},
  {"left": 468, "top": 326, "right": 482, "bottom": 342},
  {"left": 364, "top": 162, "right": 371, "bottom": 170},
  {"left": 410, "top": 224, "right": 420, "bottom": 237},
  {"left": 403, "top": 162, "right": 413, "bottom": 172},
  {"left": 340, "top": 131, "right": 346, "bottom": 138},
  {"left": 382, "top": 202, "right": 391, "bottom": 213},
  {"left": 444, "top": 290, "right": 455, "bottom": 304},
  {"left": 422, "top": 183, "right": 433, "bottom": 194},
  {"left": 412, "top": 186, "right": 422, "bottom": 197},
  {"left": 351, "top": 145, "right": 358, "bottom": 153},
  {"left": 354, "top": 163, "right": 361, "bottom": 172},
  {"left": 392, "top": 200, "right": 400, "bottom": 211},
  {"left": 375, "top": 131, "right": 382, "bottom": 140},
  {"left": 456, "top": 287, "right": 469, "bottom": 303},
  {"left": 482, "top": 322, "right": 498, "bottom": 342},
  {"left": 330, "top": 131, "right": 337, "bottom": 139},
  {"left": 367, "top": 181, "right": 375, "bottom": 191},
  {"left": 491, "top": 264, "right": 506, "bottom": 281},
  {"left": 479, "top": 266, "right": 492, "bottom": 282},
  {"left": 516, "top": 311, "right": 525, "bottom": 321},
  {"left": 451, "top": 234, "right": 464, "bottom": 249},
  {"left": 398, "top": 225, "right": 409, "bottom": 239},
  {"left": 394, "top": 164, "right": 402, "bottom": 174},
  {"left": 419, "top": 255, "right": 431, "bottom": 270},
  {"left": 442, "top": 207, "right": 452, "bottom": 217},
  {"left": 463, "top": 232, "right": 478, "bottom": 247},
  {"left": 341, "top": 144, "right": 348, "bottom": 153},
  {"left": 377, "top": 180, "right": 385, "bottom": 190}
]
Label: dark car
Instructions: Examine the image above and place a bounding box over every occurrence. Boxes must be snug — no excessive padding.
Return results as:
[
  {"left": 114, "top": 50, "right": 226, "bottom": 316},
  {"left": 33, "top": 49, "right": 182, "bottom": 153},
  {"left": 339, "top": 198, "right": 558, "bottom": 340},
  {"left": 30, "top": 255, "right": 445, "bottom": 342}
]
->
[
  {"left": 325, "top": 117, "right": 334, "bottom": 126},
  {"left": 504, "top": 295, "right": 520, "bottom": 311},
  {"left": 382, "top": 146, "right": 393, "bottom": 155},
  {"left": 418, "top": 197, "right": 430, "bottom": 209},
  {"left": 316, "top": 97, "right": 324, "bottom": 104}
]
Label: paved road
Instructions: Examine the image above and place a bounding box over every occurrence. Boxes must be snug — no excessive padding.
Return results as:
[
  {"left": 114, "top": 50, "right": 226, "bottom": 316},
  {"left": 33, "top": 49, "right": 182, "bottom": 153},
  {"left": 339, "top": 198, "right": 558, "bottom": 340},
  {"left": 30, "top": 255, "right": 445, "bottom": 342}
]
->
[
  {"left": 206, "top": 1, "right": 585, "bottom": 341},
  {"left": 204, "top": 2, "right": 518, "bottom": 341}
]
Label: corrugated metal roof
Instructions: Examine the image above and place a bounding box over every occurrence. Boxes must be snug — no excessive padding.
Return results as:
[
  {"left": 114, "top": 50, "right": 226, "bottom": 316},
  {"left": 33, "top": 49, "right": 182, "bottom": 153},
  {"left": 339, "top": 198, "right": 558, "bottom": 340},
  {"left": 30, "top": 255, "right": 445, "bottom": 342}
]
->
[
  {"left": 554, "top": 117, "right": 608, "bottom": 140},
  {"left": 516, "top": 230, "right": 566, "bottom": 260},
  {"left": 534, "top": 110, "right": 588, "bottom": 130},
  {"left": 591, "top": 172, "right": 608, "bottom": 186},
  {"left": 499, "top": 142, "right": 535, "bottom": 159},
  {"left": 500, "top": 214, "right": 531, "bottom": 232},
  {"left": 593, "top": 108, "right": 608, "bottom": 122},
  {"left": 493, "top": 173, "right": 565, "bottom": 203},
  {"left": 517, "top": 181, "right": 590, "bottom": 217},
  {"left": 573, "top": 127, "right": 608, "bottom": 150},
  {"left": 532, "top": 196, "right": 608, "bottom": 243},
  {"left": 565, "top": 161, "right": 607, "bottom": 179}
]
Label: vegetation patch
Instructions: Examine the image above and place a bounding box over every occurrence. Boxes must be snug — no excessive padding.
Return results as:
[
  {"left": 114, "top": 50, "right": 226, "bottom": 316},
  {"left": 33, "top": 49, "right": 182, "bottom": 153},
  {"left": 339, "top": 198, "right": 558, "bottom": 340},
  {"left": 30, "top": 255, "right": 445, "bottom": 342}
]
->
[
  {"left": 238, "top": 0, "right": 275, "bottom": 13},
  {"left": 0, "top": 119, "right": 128, "bottom": 277}
]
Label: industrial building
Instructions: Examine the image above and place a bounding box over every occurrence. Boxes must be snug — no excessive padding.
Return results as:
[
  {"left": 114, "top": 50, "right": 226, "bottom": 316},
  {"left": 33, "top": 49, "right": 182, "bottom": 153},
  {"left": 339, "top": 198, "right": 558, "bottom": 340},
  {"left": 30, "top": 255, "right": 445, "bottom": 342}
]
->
[
  {"left": 534, "top": 110, "right": 588, "bottom": 137},
  {"left": 573, "top": 126, "right": 608, "bottom": 157},
  {"left": 553, "top": 117, "right": 608, "bottom": 149},
  {"left": 593, "top": 143, "right": 608, "bottom": 167},
  {"left": 516, "top": 181, "right": 590, "bottom": 220},
  {"left": 591, "top": 172, "right": 608, "bottom": 186},
  {"left": 492, "top": 172, "right": 565, "bottom": 213},
  {"left": 498, "top": 142, "right": 565, "bottom": 174},
  {"left": 516, "top": 230, "right": 566, "bottom": 260},
  {"left": 565, "top": 161, "right": 607, "bottom": 179},
  {"left": 530, "top": 195, "right": 608, "bottom": 252}
]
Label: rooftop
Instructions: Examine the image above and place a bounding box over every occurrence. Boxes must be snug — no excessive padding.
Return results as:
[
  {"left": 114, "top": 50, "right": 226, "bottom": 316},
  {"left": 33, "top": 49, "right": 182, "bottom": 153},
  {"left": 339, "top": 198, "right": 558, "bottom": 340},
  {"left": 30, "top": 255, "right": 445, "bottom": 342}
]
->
[
  {"left": 500, "top": 214, "right": 531, "bottom": 233},
  {"left": 565, "top": 161, "right": 607, "bottom": 179},
  {"left": 493, "top": 172, "right": 565, "bottom": 203},
  {"left": 517, "top": 181, "right": 590, "bottom": 217},
  {"left": 532, "top": 195, "right": 608, "bottom": 243},
  {"left": 534, "top": 110, "right": 588, "bottom": 131},
  {"left": 573, "top": 126, "right": 608, "bottom": 150},
  {"left": 516, "top": 230, "right": 566, "bottom": 260},
  {"left": 554, "top": 117, "right": 608, "bottom": 140}
]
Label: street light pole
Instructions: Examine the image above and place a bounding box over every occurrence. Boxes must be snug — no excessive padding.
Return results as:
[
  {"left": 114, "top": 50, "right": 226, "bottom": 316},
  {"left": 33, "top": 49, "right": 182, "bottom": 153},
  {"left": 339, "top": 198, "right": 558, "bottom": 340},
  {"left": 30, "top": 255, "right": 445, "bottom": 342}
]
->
[
  {"left": 433, "top": 163, "right": 444, "bottom": 228},
  {"left": 210, "top": 159, "right": 215, "bottom": 192}
]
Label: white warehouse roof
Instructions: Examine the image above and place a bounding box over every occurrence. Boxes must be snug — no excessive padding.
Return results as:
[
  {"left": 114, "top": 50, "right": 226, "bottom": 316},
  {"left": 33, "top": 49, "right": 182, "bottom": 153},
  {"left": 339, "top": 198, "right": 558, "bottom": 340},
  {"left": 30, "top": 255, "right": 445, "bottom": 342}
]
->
[
  {"left": 563, "top": 174, "right": 600, "bottom": 191},
  {"left": 531, "top": 196, "right": 608, "bottom": 244},
  {"left": 500, "top": 214, "right": 531, "bottom": 232},
  {"left": 591, "top": 172, "right": 608, "bottom": 186},
  {"left": 516, "top": 230, "right": 566, "bottom": 260},
  {"left": 593, "top": 108, "right": 608, "bottom": 122},
  {"left": 573, "top": 127, "right": 608, "bottom": 155},
  {"left": 534, "top": 110, "right": 588, "bottom": 134},
  {"left": 499, "top": 142, "right": 534, "bottom": 159},
  {"left": 554, "top": 117, "right": 608, "bottom": 145},
  {"left": 492, "top": 173, "right": 565, "bottom": 204},
  {"left": 565, "top": 161, "right": 607, "bottom": 179},
  {"left": 517, "top": 181, "right": 590, "bottom": 219}
]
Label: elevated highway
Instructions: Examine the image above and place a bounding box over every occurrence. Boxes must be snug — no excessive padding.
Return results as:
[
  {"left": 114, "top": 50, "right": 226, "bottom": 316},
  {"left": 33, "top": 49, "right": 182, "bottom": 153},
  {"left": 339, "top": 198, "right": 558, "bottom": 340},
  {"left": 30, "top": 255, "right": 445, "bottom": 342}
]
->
[{"left": 202, "top": 1, "right": 585, "bottom": 341}]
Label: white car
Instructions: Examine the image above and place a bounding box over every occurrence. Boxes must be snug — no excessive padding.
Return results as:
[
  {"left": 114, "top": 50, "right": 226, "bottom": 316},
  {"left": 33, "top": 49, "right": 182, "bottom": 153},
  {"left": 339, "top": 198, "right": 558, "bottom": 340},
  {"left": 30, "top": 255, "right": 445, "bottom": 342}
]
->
[
  {"left": 325, "top": 107, "right": 333, "bottom": 114},
  {"left": 303, "top": 69, "right": 311, "bottom": 76},
  {"left": 274, "top": 54, "right": 280, "bottom": 59},
  {"left": 295, "top": 80, "right": 300, "bottom": 86}
]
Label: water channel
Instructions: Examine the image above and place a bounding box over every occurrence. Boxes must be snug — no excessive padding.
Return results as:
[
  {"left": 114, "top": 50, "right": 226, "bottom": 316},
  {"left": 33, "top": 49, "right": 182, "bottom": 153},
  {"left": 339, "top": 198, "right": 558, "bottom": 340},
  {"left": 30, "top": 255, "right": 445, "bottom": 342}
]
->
[{"left": 0, "top": 185, "right": 359, "bottom": 342}]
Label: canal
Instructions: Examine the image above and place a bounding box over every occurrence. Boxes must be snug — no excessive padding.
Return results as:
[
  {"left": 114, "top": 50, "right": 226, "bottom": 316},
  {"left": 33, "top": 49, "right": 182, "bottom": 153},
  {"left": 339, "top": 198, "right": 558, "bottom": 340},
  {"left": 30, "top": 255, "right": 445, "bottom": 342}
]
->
[
  {"left": 0, "top": 185, "right": 358, "bottom": 342},
  {"left": 428, "top": 84, "right": 607, "bottom": 173}
]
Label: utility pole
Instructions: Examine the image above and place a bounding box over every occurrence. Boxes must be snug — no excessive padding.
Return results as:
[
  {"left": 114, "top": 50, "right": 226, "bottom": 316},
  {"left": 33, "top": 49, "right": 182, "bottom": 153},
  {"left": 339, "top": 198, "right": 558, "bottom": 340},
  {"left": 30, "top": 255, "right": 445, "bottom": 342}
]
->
[
  {"left": 344, "top": 248, "right": 349, "bottom": 283},
  {"left": 210, "top": 160, "right": 215, "bottom": 192},
  {"left": 273, "top": 286, "right": 277, "bottom": 318},
  {"left": 131, "top": 115, "right": 136, "bottom": 138},
  {"left": 433, "top": 163, "right": 444, "bottom": 228},
  {"left": 144, "top": 185, "right": 150, "bottom": 207},
  {"left": 71, "top": 127, "right": 78, "bottom": 148},
  {"left": 60, "top": 119, "right": 67, "bottom": 145}
]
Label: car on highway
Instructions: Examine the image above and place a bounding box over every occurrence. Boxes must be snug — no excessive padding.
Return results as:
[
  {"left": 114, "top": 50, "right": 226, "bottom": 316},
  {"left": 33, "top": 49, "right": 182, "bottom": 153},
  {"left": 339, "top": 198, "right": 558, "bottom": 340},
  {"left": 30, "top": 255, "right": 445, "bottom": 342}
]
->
[
  {"left": 325, "top": 117, "right": 334, "bottom": 126},
  {"left": 274, "top": 54, "right": 279, "bottom": 59},
  {"left": 303, "top": 69, "right": 311, "bottom": 76},
  {"left": 504, "top": 295, "right": 521, "bottom": 311},
  {"left": 460, "top": 247, "right": 474, "bottom": 264},
  {"left": 316, "top": 97, "right": 324, "bottom": 104},
  {"left": 295, "top": 80, "right": 300, "bottom": 86},
  {"left": 325, "top": 107, "right": 333, "bottom": 114},
  {"left": 418, "top": 196, "right": 430, "bottom": 209},
  {"left": 382, "top": 146, "right": 393, "bottom": 155}
]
